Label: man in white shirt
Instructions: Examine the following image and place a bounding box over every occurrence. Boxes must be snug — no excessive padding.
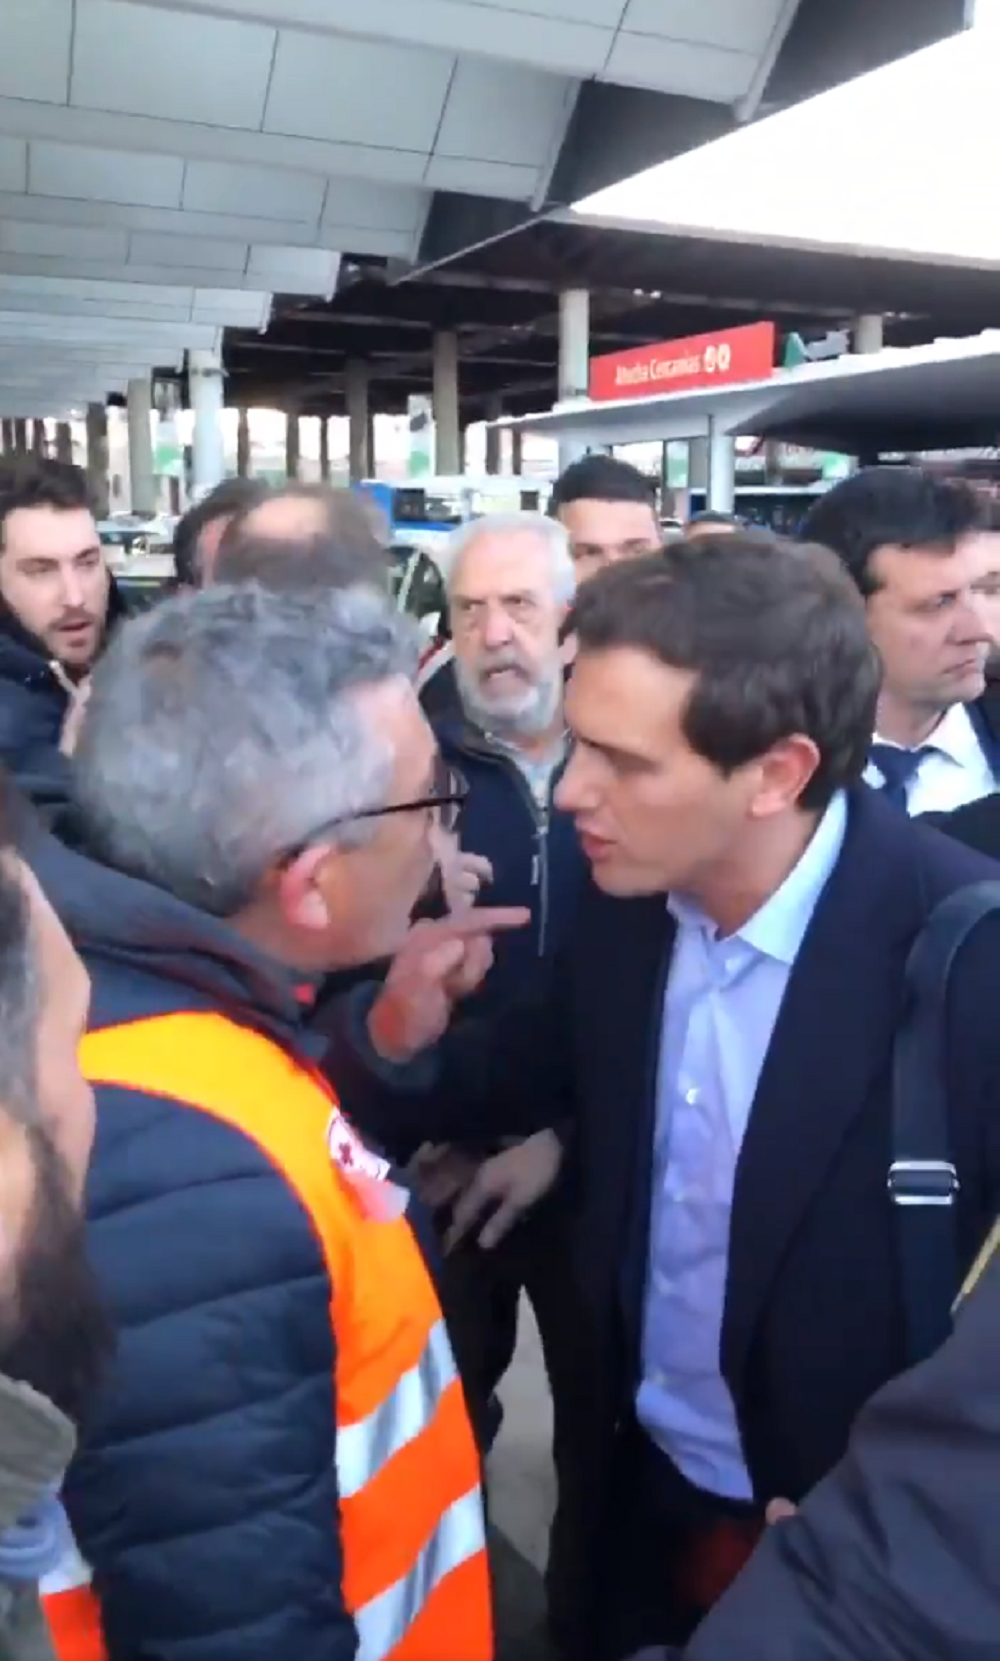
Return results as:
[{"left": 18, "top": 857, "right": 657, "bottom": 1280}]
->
[{"left": 802, "top": 466, "right": 999, "bottom": 814}]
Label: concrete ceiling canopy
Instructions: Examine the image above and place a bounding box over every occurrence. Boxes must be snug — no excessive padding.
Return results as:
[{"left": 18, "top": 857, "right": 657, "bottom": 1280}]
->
[{"left": 0, "top": 0, "right": 968, "bottom": 415}]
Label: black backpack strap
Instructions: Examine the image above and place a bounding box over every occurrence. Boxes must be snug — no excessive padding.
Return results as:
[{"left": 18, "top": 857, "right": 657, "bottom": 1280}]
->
[{"left": 891, "top": 880, "right": 1000, "bottom": 1364}]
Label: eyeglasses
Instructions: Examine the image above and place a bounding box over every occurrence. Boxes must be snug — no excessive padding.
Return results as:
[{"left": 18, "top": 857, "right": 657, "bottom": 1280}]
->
[
  {"left": 356, "top": 756, "right": 468, "bottom": 835},
  {"left": 279, "top": 757, "right": 468, "bottom": 865}
]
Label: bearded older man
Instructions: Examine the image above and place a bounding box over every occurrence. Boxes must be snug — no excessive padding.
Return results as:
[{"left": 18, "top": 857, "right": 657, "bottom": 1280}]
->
[
  {"left": 431, "top": 511, "right": 584, "bottom": 1016},
  {"left": 395, "top": 512, "right": 590, "bottom": 1658}
]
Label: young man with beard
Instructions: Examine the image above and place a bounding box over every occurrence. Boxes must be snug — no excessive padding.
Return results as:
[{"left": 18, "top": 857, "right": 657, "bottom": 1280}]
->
[
  {"left": 0, "top": 780, "right": 111, "bottom": 1661},
  {"left": 0, "top": 460, "right": 123, "bottom": 810}
]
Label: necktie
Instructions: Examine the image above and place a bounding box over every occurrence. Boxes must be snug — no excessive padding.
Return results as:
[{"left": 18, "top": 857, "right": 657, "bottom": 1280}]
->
[{"left": 869, "top": 743, "right": 934, "bottom": 810}]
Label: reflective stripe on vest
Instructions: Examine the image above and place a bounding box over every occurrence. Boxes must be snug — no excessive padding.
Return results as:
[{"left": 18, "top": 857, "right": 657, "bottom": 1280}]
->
[
  {"left": 72, "top": 1012, "right": 491, "bottom": 1661},
  {"left": 337, "top": 1317, "right": 457, "bottom": 1500}
]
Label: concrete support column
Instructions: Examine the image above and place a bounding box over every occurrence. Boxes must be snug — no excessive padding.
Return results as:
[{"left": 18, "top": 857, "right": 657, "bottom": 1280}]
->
[
  {"left": 188, "top": 348, "right": 225, "bottom": 497},
  {"left": 346, "top": 360, "right": 371, "bottom": 483},
  {"left": 12, "top": 420, "right": 27, "bottom": 456},
  {"left": 367, "top": 411, "right": 377, "bottom": 478},
  {"left": 285, "top": 411, "right": 300, "bottom": 481},
  {"left": 511, "top": 427, "right": 523, "bottom": 475},
  {"left": 1, "top": 420, "right": 14, "bottom": 456},
  {"left": 432, "top": 332, "right": 460, "bottom": 476},
  {"left": 55, "top": 422, "right": 73, "bottom": 465},
  {"left": 853, "top": 314, "right": 884, "bottom": 355},
  {"left": 687, "top": 437, "right": 709, "bottom": 492},
  {"left": 485, "top": 397, "right": 502, "bottom": 474},
  {"left": 236, "top": 406, "right": 251, "bottom": 478},
  {"left": 557, "top": 288, "right": 590, "bottom": 473},
  {"left": 30, "top": 420, "right": 46, "bottom": 457},
  {"left": 706, "top": 417, "right": 736, "bottom": 515},
  {"left": 85, "top": 404, "right": 110, "bottom": 519},
  {"left": 127, "top": 377, "right": 156, "bottom": 517},
  {"left": 318, "top": 416, "right": 330, "bottom": 482}
]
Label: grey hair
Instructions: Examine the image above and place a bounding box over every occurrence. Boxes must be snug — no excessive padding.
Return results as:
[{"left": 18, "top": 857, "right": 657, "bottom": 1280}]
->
[
  {"left": 74, "top": 583, "right": 421, "bottom": 917},
  {"left": 0, "top": 857, "right": 38, "bottom": 1124},
  {"left": 443, "top": 512, "right": 577, "bottom": 606}
]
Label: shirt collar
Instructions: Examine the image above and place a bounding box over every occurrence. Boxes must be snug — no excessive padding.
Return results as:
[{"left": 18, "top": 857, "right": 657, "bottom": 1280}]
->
[
  {"left": 669, "top": 790, "right": 848, "bottom": 967},
  {"left": 873, "top": 703, "right": 982, "bottom": 770}
]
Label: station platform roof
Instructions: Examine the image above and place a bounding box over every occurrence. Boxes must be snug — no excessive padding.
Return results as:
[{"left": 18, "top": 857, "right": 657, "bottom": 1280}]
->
[
  {"left": 496, "top": 333, "right": 1000, "bottom": 455},
  {"left": 0, "top": 0, "right": 969, "bottom": 416},
  {"left": 225, "top": 219, "right": 1000, "bottom": 422}
]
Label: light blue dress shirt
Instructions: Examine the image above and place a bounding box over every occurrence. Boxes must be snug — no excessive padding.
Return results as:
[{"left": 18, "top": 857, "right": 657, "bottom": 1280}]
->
[{"left": 638, "top": 791, "right": 848, "bottom": 1499}]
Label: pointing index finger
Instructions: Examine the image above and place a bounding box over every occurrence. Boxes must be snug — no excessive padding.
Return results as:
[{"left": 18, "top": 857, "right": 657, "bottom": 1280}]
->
[{"left": 441, "top": 906, "right": 530, "bottom": 938}]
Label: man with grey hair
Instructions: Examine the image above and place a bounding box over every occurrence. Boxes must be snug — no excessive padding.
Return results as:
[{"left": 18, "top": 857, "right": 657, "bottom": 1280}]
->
[
  {"left": 403, "top": 512, "right": 589, "bottom": 1656},
  {"left": 28, "top": 583, "right": 525, "bottom": 1661},
  {"left": 431, "top": 510, "right": 581, "bottom": 1012}
]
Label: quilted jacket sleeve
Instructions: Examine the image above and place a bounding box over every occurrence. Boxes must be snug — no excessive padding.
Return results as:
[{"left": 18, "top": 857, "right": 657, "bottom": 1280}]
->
[{"left": 64, "top": 1083, "right": 357, "bottom": 1661}]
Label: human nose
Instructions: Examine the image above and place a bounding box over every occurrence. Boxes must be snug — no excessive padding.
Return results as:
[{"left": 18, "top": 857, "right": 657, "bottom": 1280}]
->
[
  {"left": 554, "top": 746, "right": 589, "bottom": 814},
  {"left": 954, "top": 594, "right": 993, "bottom": 643},
  {"left": 481, "top": 602, "right": 513, "bottom": 650},
  {"left": 59, "top": 566, "right": 86, "bottom": 611}
]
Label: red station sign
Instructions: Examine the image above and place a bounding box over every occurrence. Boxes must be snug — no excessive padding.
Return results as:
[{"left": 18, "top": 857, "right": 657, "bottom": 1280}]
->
[{"left": 589, "top": 320, "right": 777, "bottom": 403}]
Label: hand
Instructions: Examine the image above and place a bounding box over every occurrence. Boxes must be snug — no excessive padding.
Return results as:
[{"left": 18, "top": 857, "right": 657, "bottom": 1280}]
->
[
  {"left": 56, "top": 673, "right": 92, "bottom": 757},
  {"left": 367, "top": 908, "right": 529, "bottom": 1064},
  {"left": 766, "top": 1498, "right": 798, "bottom": 1524},
  {"left": 431, "top": 826, "right": 494, "bottom": 915},
  {"left": 444, "top": 1129, "right": 564, "bottom": 1251},
  {"left": 406, "top": 1143, "right": 478, "bottom": 1211}
]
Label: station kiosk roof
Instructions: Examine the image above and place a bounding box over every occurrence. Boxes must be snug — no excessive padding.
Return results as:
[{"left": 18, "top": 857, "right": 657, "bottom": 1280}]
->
[{"left": 497, "top": 331, "right": 1000, "bottom": 456}]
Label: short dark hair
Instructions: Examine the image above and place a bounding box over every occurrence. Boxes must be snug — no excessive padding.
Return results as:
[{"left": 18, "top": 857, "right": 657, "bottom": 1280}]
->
[
  {"left": 801, "top": 466, "right": 985, "bottom": 596},
  {"left": 549, "top": 454, "right": 656, "bottom": 514},
  {"left": 979, "top": 493, "right": 1000, "bottom": 531},
  {"left": 570, "top": 533, "right": 880, "bottom": 812},
  {"left": 687, "top": 510, "right": 738, "bottom": 529},
  {"left": 213, "top": 532, "right": 389, "bottom": 594},
  {"left": 172, "top": 477, "right": 270, "bottom": 588},
  {"left": 0, "top": 459, "right": 92, "bottom": 551}
]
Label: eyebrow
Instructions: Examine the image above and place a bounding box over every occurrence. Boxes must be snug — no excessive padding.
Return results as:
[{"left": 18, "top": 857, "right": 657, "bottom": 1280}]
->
[{"left": 576, "top": 733, "right": 652, "bottom": 767}]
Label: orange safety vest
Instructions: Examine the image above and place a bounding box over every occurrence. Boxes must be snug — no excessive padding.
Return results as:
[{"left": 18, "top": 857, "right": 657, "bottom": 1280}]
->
[{"left": 43, "top": 1011, "right": 493, "bottom": 1661}]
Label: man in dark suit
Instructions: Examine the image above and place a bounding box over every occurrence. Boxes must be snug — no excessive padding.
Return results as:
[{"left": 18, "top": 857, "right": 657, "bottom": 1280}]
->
[
  {"left": 802, "top": 466, "right": 999, "bottom": 812},
  {"left": 678, "top": 1224, "right": 1000, "bottom": 1661},
  {"left": 335, "top": 535, "right": 1000, "bottom": 1658}
]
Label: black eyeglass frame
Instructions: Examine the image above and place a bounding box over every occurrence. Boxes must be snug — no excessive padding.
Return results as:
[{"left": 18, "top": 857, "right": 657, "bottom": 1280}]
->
[{"left": 279, "top": 761, "right": 468, "bottom": 866}]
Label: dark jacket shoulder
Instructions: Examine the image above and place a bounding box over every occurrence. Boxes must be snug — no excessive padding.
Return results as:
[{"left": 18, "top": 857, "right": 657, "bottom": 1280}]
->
[
  {"left": 684, "top": 1248, "right": 1000, "bottom": 1661},
  {"left": 921, "top": 793, "right": 1000, "bottom": 862}
]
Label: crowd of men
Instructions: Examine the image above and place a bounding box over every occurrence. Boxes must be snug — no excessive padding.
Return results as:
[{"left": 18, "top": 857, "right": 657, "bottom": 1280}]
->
[{"left": 0, "top": 447, "right": 996, "bottom": 1661}]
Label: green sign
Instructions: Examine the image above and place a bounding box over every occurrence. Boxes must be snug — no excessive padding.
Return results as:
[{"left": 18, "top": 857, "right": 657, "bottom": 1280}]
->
[{"left": 154, "top": 418, "right": 183, "bottom": 479}]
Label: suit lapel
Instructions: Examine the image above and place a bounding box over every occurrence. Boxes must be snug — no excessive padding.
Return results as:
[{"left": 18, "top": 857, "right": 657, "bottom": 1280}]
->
[
  {"left": 587, "top": 896, "right": 674, "bottom": 1366},
  {"left": 721, "top": 788, "right": 920, "bottom": 1397}
]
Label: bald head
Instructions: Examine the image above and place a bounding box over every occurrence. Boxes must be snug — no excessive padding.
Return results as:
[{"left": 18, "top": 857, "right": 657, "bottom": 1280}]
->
[{"left": 215, "top": 485, "right": 390, "bottom": 592}]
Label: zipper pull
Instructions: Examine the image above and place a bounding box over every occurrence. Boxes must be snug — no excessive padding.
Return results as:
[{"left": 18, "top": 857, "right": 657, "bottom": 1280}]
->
[{"left": 531, "top": 852, "right": 540, "bottom": 885}]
